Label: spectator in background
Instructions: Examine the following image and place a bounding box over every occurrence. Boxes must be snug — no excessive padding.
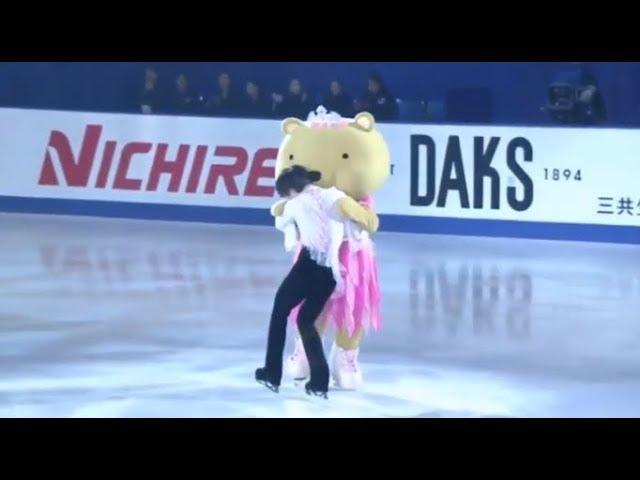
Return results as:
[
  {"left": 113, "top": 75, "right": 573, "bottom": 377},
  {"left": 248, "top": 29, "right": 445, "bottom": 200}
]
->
[
  {"left": 543, "top": 63, "right": 606, "bottom": 125},
  {"left": 139, "top": 67, "right": 164, "bottom": 114},
  {"left": 274, "top": 78, "right": 312, "bottom": 118},
  {"left": 323, "top": 79, "right": 353, "bottom": 117},
  {"left": 355, "top": 72, "right": 398, "bottom": 121},
  {"left": 168, "top": 74, "right": 200, "bottom": 115},
  {"left": 208, "top": 72, "right": 241, "bottom": 116},
  {"left": 574, "top": 63, "right": 606, "bottom": 124},
  {"left": 240, "top": 80, "right": 272, "bottom": 118}
]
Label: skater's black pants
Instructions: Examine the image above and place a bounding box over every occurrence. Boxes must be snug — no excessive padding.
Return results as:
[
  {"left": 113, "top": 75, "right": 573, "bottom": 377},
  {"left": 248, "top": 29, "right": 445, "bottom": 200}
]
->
[{"left": 263, "top": 248, "right": 336, "bottom": 387}]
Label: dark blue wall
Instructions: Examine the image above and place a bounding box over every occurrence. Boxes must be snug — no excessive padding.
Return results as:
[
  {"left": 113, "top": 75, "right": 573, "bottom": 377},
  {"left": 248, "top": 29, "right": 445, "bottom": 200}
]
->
[{"left": 1, "top": 62, "right": 639, "bottom": 125}]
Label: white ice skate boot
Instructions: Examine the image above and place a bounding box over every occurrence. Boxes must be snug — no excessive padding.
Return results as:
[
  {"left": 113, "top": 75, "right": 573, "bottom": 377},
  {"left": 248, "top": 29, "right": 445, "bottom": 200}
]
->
[
  {"left": 285, "top": 337, "right": 310, "bottom": 380},
  {"left": 329, "top": 342, "right": 363, "bottom": 390}
]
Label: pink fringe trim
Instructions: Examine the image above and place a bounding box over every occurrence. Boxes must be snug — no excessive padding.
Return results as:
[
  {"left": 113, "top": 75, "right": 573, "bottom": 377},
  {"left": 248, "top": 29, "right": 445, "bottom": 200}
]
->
[{"left": 288, "top": 195, "right": 381, "bottom": 336}]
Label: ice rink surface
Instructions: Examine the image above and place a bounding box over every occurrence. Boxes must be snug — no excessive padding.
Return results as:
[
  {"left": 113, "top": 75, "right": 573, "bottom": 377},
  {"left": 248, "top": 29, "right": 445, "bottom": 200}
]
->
[{"left": 1, "top": 212, "right": 639, "bottom": 417}]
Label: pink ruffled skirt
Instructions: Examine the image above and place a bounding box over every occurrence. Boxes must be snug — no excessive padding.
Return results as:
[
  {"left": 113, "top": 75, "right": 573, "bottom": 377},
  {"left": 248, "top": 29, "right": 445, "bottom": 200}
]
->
[{"left": 288, "top": 238, "right": 381, "bottom": 336}]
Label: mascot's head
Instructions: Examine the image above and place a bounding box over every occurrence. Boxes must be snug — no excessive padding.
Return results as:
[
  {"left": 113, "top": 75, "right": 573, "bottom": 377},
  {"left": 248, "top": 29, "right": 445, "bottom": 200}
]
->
[{"left": 275, "top": 106, "right": 390, "bottom": 200}]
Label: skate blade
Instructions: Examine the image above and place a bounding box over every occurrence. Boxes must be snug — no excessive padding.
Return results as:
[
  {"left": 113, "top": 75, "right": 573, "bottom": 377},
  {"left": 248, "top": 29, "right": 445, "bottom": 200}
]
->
[
  {"left": 305, "top": 389, "right": 328, "bottom": 399},
  {"left": 256, "top": 379, "right": 279, "bottom": 393}
]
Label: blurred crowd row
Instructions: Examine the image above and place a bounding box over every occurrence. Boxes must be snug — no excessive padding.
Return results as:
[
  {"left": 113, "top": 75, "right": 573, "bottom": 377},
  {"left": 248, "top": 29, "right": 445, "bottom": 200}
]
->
[
  {"left": 138, "top": 63, "right": 609, "bottom": 126},
  {"left": 139, "top": 68, "right": 399, "bottom": 120}
]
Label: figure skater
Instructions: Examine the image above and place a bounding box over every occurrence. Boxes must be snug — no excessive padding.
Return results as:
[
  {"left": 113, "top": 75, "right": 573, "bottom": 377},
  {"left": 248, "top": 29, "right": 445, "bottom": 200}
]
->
[{"left": 255, "top": 165, "right": 347, "bottom": 398}]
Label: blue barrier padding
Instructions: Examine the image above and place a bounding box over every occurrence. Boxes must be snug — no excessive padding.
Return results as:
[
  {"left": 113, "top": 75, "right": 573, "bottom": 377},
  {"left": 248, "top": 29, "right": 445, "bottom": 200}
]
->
[{"left": 0, "top": 195, "right": 638, "bottom": 245}]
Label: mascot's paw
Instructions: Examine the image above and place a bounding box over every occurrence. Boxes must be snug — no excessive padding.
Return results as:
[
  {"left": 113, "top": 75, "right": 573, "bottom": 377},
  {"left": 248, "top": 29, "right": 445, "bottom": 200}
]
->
[
  {"left": 339, "top": 197, "right": 379, "bottom": 234},
  {"left": 270, "top": 200, "right": 287, "bottom": 217},
  {"left": 285, "top": 337, "right": 310, "bottom": 380},
  {"left": 329, "top": 342, "right": 364, "bottom": 390},
  {"left": 363, "top": 208, "right": 380, "bottom": 234}
]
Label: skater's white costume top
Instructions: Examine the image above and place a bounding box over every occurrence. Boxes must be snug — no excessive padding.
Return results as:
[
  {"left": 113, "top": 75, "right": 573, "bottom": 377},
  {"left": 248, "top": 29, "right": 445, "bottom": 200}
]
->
[{"left": 275, "top": 185, "right": 346, "bottom": 284}]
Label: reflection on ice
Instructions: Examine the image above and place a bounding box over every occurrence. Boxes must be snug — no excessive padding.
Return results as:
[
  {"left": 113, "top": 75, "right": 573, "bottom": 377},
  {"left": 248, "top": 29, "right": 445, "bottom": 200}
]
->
[
  {"left": 1, "top": 213, "right": 640, "bottom": 417},
  {"left": 409, "top": 265, "right": 532, "bottom": 340}
]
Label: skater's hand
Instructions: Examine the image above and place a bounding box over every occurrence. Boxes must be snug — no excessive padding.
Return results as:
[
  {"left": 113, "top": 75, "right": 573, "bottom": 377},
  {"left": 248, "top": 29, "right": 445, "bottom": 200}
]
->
[{"left": 271, "top": 199, "right": 287, "bottom": 217}]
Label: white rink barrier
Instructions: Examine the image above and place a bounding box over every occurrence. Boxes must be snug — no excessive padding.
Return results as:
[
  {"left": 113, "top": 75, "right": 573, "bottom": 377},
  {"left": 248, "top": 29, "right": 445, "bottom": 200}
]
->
[{"left": 0, "top": 108, "right": 638, "bottom": 244}]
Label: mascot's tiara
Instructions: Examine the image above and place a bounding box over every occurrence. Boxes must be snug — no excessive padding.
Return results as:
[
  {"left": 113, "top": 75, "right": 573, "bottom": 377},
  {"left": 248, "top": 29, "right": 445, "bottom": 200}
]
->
[{"left": 306, "top": 105, "right": 351, "bottom": 129}]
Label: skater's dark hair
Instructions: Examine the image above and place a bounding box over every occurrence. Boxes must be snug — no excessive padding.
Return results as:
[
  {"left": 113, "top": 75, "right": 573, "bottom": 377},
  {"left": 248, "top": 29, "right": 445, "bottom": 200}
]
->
[{"left": 275, "top": 165, "right": 321, "bottom": 197}]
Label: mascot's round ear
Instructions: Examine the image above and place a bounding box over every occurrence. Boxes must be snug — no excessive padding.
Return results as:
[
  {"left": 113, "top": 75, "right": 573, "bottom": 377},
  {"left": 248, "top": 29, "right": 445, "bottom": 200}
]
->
[
  {"left": 282, "top": 117, "right": 305, "bottom": 135},
  {"left": 351, "top": 112, "right": 375, "bottom": 132}
]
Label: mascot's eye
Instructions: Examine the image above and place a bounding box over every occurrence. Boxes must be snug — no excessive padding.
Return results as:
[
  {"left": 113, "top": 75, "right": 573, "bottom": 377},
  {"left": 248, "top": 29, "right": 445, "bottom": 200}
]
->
[
  {"left": 289, "top": 154, "right": 294, "bottom": 160},
  {"left": 342, "top": 153, "right": 349, "bottom": 159}
]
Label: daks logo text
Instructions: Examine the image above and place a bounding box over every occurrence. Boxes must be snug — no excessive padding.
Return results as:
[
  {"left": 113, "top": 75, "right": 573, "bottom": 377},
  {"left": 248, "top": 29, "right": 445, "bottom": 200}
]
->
[
  {"left": 410, "top": 135, "right": 534, "bottom": 211},
  {"left": 38, "top": 125, "right": 278, "bottom": 197}
]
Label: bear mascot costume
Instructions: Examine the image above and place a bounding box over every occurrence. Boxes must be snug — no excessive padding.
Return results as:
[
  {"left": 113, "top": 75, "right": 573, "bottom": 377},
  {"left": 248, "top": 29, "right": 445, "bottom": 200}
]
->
[{"left": 271, "top": 106, "right": 390, "bottom": 390}]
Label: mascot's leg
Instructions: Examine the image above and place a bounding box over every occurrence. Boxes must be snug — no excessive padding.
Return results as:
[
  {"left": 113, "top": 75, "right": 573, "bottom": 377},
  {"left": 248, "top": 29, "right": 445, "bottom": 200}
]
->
[
  {"left": 285, "top": 309, "right": 329, "bottom": 381},
  {"left": 329, "top": 328, "right": 365, "bottom": 390},
  {"left": 328, "top": 238, "right": 380, "bottom": 391}
]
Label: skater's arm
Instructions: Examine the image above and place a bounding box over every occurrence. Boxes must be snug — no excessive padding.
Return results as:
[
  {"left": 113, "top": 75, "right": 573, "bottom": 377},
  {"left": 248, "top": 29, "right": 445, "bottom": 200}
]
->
[
  {"left": 274, "top": 201, "right": 296, "bottom": 231},
  {"left": 274, "top": 211, "right": 294, "bottom": 230}
]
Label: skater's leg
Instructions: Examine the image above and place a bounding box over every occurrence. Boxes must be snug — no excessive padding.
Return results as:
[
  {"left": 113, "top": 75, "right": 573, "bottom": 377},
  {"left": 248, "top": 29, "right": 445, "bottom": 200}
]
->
[
  {"left": 261, "top": 258, "right": 308, "bottom": 385},
  {"left": 287, "top": 309, "right": 329, "bottom": 380},
  {"left": 294, "top": 308, "right": 329, "bottom": 338},
  {"left": 297, "top": 268, "right": 336, "bottom": 392}
]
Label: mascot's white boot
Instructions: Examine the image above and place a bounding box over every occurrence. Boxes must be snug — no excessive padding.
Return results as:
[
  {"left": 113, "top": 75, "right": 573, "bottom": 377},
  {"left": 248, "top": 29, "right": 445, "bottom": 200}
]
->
[
  {"left": 285, "top": 337, "right": 310, "bottom": 380},
  {"left": 329, "top": 342, "right": 363, "bottom": 390}
]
